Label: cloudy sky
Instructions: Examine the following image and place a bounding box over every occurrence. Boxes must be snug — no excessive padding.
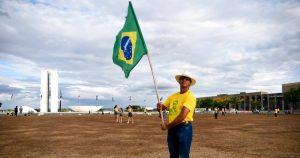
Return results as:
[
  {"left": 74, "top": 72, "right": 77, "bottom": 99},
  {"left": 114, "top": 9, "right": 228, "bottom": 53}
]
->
[{"left": 0, "top": 0, "right": 299, "bottom": 109}]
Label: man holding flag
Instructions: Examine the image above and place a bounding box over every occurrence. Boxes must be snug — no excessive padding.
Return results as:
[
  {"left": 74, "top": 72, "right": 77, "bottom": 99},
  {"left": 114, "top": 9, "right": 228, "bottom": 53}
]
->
[
  {"left": 113, "top": 2, "right": 188, "bottom": 157},
  {"left": 157, "top": 71, "right": 197, "bottom": 158}
]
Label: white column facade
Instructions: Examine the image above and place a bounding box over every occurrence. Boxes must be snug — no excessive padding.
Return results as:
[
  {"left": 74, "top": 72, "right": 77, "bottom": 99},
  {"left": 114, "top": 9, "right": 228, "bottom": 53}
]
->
[
  {"left": 50, "top": 71, "right": 59, "bottom": 112},
  {"left": 40, "top": 70, "right": 49, "bottom": 112},
  {"left": 40, "top": 70, "right": 59, "bottom": 113}
]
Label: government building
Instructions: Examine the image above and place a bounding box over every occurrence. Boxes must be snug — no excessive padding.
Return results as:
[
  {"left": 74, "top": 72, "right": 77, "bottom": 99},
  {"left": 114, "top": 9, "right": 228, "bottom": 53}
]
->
[{"left": 197, "top": 82, "right": 300, "bottom": 113}]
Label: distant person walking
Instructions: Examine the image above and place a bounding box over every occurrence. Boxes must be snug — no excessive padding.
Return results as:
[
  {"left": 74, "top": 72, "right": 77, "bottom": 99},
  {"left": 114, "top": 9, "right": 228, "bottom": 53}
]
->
[
  {"left": 234, "top": 108, "right": 238, "bottom": 115},
  {"left": 274, "top": 107, "right": 279, "bottom": 117},
  {"left": 222, "top": 107, "right": 225, "bottom": 116},
  {"left": 14, "top": 106, "right": 18, "bottom": 117},
  {"left": 127, "top": 105, "right": 134, "bottom": 124},
  {"left": 20, "top": 106, "right": 23, "bottom": 115},
  {"left": 156, "top": 71, "right": 196, "bottom": 158},
  {"left": 119, "top": 108, "right": 124, "bottom": 123},
  {"left": 114, "top": 105, "right": 119, "bottom": 123},
  {"left": 214, "top": 107, "right": 219, "bottom": 119}
]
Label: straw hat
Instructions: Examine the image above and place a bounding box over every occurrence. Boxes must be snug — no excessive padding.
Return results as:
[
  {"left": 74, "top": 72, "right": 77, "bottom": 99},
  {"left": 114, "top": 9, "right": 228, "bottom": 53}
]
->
[{"left": 175, "top": 71, "right": 196, "bottom": 86}]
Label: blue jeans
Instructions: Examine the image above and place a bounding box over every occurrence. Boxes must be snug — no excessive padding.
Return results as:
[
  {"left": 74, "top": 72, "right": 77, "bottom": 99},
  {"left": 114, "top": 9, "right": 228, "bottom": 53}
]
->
[{"left": 167, "top": 123, "right": 193, "bottom": 158}]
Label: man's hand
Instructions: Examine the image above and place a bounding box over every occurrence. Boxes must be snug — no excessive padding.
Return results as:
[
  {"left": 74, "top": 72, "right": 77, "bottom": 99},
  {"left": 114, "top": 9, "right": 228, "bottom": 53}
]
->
[
  {"left": 161, "top": 122, "right": 168, "bottom": 131},
  {"left": 157, "top": 102, "right": 163, "bottom": 112}
]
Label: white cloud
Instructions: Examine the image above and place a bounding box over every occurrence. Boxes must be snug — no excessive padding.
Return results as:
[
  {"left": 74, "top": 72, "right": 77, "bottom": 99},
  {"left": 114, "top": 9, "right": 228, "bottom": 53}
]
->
[{"left": 0, "top": 0, "right": 299, "bottom": 109}]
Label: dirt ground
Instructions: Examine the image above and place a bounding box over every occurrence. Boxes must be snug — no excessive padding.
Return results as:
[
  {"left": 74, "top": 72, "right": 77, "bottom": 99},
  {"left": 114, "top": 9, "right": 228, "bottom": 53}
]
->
[{"left": 0, "top": 113, "right": 299, "bottom": 158}]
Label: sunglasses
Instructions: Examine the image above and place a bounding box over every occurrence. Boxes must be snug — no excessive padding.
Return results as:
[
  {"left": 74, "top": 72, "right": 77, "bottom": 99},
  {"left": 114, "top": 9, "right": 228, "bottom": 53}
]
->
[{"left": 179, "top": 76, "right": 191, "bottom": 82}]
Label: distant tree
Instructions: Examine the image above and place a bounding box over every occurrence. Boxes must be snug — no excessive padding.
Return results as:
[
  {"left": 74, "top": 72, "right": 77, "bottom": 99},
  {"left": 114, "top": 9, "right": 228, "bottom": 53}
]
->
[
  {"left": 196, "top": 99, "right": 201, "bottom": 108},
  {"left": 284, "top": 86, "right": 300, "bottom": 114},
  {"left": 129, "top": 105, "right": 142, "bottom": 111},
  {"left": 60, "top": 108, "right": 70, "bottom": 112},
  {"left": 199, "top": 98, "right": 214, "bottom": 109},
  {"left": 229, "top": 96, "right": 241, "bottom": 109},
  {"left": 269, "top": 98, "right": 276, "bottom": 109},
  {"left": 213, "top": 97, "right": 229, "bottom": 109},
  {"left": 251, "top": 101, "right": 262, "bottom": 110}
]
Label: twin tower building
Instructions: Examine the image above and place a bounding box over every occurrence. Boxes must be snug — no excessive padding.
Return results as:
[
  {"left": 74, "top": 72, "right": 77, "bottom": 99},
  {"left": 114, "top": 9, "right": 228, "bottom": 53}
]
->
[{"left": 40, "top": 70, "right": 59, "bottom": 113}]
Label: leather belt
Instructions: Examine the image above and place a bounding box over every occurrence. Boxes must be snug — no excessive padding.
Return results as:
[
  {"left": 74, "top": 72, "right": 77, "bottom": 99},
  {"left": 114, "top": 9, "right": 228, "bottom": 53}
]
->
[{"left": 179, "top": 121, "right": 192, "bottom": 125}]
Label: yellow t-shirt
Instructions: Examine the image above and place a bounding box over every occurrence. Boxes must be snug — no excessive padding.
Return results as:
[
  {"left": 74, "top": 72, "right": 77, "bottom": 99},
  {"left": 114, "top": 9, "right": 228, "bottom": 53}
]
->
[
  {"left": 163, "top": 90, "right": 196, "bottom": 123},
  {"left": 128, "top": 107, "right": 132, "bottom": 112}
]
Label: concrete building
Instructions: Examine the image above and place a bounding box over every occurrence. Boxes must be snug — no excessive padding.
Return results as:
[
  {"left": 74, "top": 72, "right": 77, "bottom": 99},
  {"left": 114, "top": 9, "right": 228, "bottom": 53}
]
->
[
  {"left": 282, "top": 82, "right": 300, "bottom": 113},
  {"left": 199, "top": 92, "right": 283, "bottom": 111},
  {"left": 198, "top": 82, "right": 300, "bottom": 112},
  {"left": 40, "top": 70, "right": 59, "bottom": 112},
  {"left": 40, "top": 70, "right": 49, "bottom": 112},
  {"left": 282, "top": 82, "right": 300, "bottom": 93},
  {"left": 50, "top": 71, "right": 59, "bottom": 112}
]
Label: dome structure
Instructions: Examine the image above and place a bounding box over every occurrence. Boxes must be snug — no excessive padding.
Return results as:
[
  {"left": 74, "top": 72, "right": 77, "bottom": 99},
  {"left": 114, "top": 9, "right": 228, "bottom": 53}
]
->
[
  {"left": 68, "top": 106, "right": 103, "bottom": 112},
  {"left": 18, "top": 106, "right": 37, "bottom": 113}
]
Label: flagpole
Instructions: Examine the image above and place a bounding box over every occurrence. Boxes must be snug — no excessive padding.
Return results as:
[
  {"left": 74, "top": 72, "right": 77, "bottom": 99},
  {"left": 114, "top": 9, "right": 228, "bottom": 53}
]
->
[{"left": 146, "top": 53, "right": 164, "bottom": 124}]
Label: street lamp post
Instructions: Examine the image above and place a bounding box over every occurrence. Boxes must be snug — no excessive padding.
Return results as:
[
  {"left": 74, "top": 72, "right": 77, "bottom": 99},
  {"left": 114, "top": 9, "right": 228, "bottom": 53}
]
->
[
  {"left": 96, "top": 95, "right": 98, "bottom": 106},
  {"left": 266, "top": 89, "right": 273, "bottom": 116},
  {"left": 267, "top": 93, "right": 270, "bottom": 115},
  {"left": 78, "top": 95, "right": 80, "bottom": 105}
]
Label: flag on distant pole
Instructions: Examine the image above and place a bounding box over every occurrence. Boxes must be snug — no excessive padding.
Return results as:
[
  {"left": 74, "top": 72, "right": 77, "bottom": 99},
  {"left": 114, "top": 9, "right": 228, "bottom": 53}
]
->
[
  {"left": 113, "top": 1, "right": 148, "bottom": 78},
  {"left": 59, "top": 89, "right": 63, "bottom": 99},
  {"left": 11, "top": 94, "right": 13, "bottom": 100}
]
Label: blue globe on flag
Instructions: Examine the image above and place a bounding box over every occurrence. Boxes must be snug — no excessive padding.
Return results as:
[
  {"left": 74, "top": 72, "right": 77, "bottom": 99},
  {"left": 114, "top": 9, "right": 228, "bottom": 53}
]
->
[{"left": 121, "top": 36, "right": 133, "bottom": 60}]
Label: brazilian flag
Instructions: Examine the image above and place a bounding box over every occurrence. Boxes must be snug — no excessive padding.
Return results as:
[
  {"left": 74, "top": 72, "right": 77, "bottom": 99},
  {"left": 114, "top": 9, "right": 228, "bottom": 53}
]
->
[{"left": 113, "top": 1, "right": 148, "bottom": 78}]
